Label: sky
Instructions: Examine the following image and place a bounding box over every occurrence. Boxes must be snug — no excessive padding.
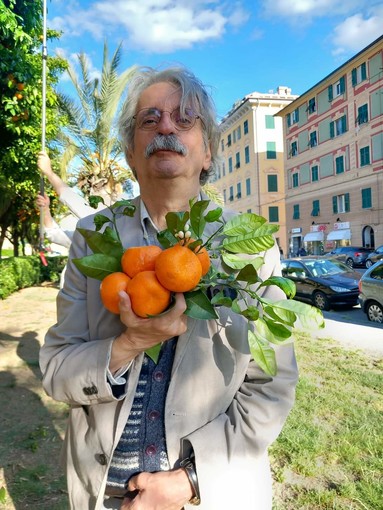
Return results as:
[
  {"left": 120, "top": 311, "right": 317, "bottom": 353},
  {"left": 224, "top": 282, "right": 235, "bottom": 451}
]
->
[{"left": 46, "top": 0, "right": 383, "bottom": 121}]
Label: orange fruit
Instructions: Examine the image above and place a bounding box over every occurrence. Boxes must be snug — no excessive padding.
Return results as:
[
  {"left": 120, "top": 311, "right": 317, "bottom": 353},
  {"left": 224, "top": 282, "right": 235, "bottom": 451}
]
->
[
  {"left": 100, "top": 272, "right": 131, "bottom": 314},
  {"left": 126, "top": 271, "right": 171, "bottom": 317},
  {"left": 181, "top": 238, "right": 211, "bottom": 276},
  {"left": 121, "top": 245, "right": 162, "bottom": 278},
  {"left": 155, "top": 244, "right": 202, "bottom": 292}
]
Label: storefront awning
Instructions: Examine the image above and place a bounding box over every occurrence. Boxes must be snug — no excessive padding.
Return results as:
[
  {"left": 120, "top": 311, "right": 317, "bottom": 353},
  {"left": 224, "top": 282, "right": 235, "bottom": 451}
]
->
[
  {"left": 327, "top": 229, "right": 351, "bottom": 241},
  {"left": 304, "top": 231, "right": 324, "bottom": 242}
]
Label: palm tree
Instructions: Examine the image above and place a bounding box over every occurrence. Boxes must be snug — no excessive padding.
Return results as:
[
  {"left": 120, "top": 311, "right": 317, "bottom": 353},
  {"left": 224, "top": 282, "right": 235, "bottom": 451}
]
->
[{"left": 57, "top": 42, "right": 137, "bottom": 204}]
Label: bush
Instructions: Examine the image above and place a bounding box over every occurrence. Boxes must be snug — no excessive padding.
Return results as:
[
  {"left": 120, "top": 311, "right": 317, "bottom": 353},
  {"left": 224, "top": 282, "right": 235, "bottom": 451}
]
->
[{"left": 0, "top": 255, "right": 68, "bottom": 299}]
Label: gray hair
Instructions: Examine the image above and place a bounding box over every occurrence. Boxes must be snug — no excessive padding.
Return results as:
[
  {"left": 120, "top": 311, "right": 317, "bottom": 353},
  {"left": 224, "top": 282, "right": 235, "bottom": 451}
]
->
[{"left": 118, "top": 66, "right": 221, "bottom": 185}]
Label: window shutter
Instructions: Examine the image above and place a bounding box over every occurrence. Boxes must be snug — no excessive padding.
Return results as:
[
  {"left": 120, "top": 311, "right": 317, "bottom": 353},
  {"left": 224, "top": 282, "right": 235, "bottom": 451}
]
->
[
  {"left": 295, "top": 108, "right": 299, "bottom": 122},
  {"left": 330, "top": 121, "right": 334, "bottom": 138},
  {"left": 339, "top": 76, "right": 345, "bottom": 94},
  {"left": 328, "top": 85, "right": 333, "bottom": 102},
  {"left": 287, "top": 114, "right": 291, "bottom": 127},
  {"left": 361, "top": 63, "right": 367, "bottom": 81},
  {"left": 332, "top": 196, "right": 338, "bottom": 214},
  {"left": 345, "top": 193, "right": 350, "bottom": 212},
  {"left": 341, "top": 115, "right": 347, "bottom": 133},
  {"left": 351, "top": 69, "right": 357, "bottom": 87}
]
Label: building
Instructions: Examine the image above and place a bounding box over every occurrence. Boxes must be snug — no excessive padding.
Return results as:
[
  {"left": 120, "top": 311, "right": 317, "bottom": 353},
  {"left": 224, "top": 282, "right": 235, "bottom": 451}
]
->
[
  {"left": 277, "top": 35, "right": 383, "bottom": 256},
  {"left": 213, "top": 87, "right": 298, "bottom": 255}
]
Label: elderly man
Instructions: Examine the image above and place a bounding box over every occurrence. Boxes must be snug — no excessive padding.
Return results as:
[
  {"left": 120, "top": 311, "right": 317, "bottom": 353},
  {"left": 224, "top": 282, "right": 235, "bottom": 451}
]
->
[{"left": 40, "top": 66, "right": 298, "bottom": 510}]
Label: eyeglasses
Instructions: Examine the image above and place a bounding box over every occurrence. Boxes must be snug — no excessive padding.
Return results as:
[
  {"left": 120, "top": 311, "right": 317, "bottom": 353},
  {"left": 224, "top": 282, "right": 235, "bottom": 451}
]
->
[{"left": 133, "top": 107, "right": 201, "bottom": 131}]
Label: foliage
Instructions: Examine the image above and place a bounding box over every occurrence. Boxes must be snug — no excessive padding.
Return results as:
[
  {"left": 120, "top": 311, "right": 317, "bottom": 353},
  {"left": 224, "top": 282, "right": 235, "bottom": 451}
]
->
[
  {"left": 56, "top": 42, "right": 137, "bottom": 203},
  {"left": 0, "top": 0, "right": 67, "bottom": 256},
  {"left": 73, "top": 198, "right": 324, "bottom": 373},
  {"left": 0, "top": 255, "right": 67, "bottom": 298}
]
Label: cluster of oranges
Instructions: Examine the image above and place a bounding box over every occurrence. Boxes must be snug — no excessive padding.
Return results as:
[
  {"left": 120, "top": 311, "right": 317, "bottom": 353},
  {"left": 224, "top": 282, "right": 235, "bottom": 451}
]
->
[{"left": 100, "top": 238, "right": 210, "bottom": 317}]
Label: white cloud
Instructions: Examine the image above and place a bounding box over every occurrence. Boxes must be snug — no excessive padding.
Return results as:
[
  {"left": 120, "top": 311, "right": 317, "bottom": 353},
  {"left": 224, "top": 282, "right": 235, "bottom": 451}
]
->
[
  {"left": 261, "top": 0, "right": 362, "bottom": 18},
  {"left": 331, "top": 5, "right": 383, "bottom": 56},
  {"left": 50, "top": 0, "right": 249, "bottom": 53}
]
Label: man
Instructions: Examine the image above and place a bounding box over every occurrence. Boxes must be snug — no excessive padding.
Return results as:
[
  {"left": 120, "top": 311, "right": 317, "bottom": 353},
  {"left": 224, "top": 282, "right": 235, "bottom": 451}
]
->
[{"left": 40, "top": 66, "right": 298, "bottom": 510}]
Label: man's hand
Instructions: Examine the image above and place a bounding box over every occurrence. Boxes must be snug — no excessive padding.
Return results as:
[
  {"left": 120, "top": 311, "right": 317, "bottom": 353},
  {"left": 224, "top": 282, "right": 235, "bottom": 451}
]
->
[
  {"left": 37, "top": 150, "right": 54, "bottom": 178},
  {"left": 109, "top": 292, "right": 187, "bottom": 373},
  {"left": 120, "top": 469, "right": 193, "bottom": 510}
]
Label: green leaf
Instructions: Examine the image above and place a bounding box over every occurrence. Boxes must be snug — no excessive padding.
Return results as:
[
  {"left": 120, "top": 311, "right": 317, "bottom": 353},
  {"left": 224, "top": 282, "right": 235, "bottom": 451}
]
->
[
  {"left": 157, "top": 229, "right": 178, "bottom": 249},
  {"left": 165, "top": 211, "right": 190, "bottom": 234},
  {"left": 73, "top": 254, "right": 122, "bottom": 280},
  {"left": 77, "top": 228, "right": 124, "bottom": 258},
  {"left": 261, "top": 317, "right": 293, "bottom": 343},
  {"left": 210, "top": 290, "right": 233, "bottom": 307},
  {"left": 112, "top": 200, "right": 136, "bottom": 217},
  {"left": 145, "top": 344, "right": 162, "bottom": 364},
  {"left": 190, "top": 200, "right": 209, "bottom": 238},
  {"left": 270, "top": 299, "right": 325, "bottom": 330},
  {"left": 259, "top": 276, "right": 296, "bottom": 299},
  {"left": 222, "top": 252, "right": 264, "bottom": 271},
  {"left": 222, "top": 229, "right": 277, "bottom": 254},
  {"left": 88, "top": 195, "right": 105, "bottom": 209},
  {"left": 94, "top": 214, "right": 111, "bottom": 231},
  {"left": 236, "top": 264, "right": 261, "bottom": 284},
  {"left": 240, "top": 305, "right": 259, "bottom": 321},
  {"left": 204, "top": 207, "right": 223, "bottom": 223},
  {"left": 223, "top": 213, "right": 267, "bottom": 236},
  {"left": 248, "top": 330, "right": 277, "bottom": 376},
  {"left": 263, "top": 305, "right": 297, "bottom": 327},
  {"left": 0, "top": 486, "right": 6, "bottom": 504},
  {"left": 184, "top": 290, "right": 219, "bottom": 319}
]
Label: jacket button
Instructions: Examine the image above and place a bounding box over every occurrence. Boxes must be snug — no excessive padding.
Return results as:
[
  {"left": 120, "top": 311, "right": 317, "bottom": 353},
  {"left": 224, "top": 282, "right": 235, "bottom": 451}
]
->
[
  {"left": 83, "top": 385, "right": 98, "bottom": 395},
  {"left": 96, "top": 453, "right": 107, "bottom": 465}
]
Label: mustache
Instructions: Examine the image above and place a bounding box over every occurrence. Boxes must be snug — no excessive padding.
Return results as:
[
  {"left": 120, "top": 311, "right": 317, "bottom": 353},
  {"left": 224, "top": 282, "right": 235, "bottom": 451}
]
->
[{"left": 144, "top": 134, "right": 188, "bottom": 158}]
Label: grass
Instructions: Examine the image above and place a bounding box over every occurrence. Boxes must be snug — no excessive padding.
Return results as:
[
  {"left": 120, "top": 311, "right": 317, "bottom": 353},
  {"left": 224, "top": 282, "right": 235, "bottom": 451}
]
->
[
  {"left": 0, "top": 326, "right": 382, "bottom": 509},
  {"left": 271, "top": 331, "right": 383, "bottom": 510}
]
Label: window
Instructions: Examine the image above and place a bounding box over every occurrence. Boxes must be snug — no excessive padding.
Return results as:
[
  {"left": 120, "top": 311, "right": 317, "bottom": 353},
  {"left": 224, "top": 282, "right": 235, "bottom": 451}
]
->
[
  {"left": 235, "top": 152, "right": 240, "bottom": 169},
  {"left": 352, "top": 63, "right": 367, "bottom": 86},
  {"left": 311, "top": 199, "right": 320, "bottom": 217},
  {"left": 360, "top": 146, "right": 370, "bottom": 166},
  {"left": 236, "top": 126, "right": 241, "bottom": 140},
  {"left": 227, "top": 134, "right": 232, "bottom": 147},
  {"left": 362, "top": 188, "right": 372, "bottom": 209},
  {"left": 267, "top": 175, "right": 278, "bottom": 192},
  {"left": 222, "top": 162, "right": 226, "bottom": 177},
  {"left": 237, "top": 182, "right": 242, "bottom": 199},
  {"left": 292, "top": 173, "right": 299, "bottom": 188},
  {"left": 244, "top": 145, "right": 250, "bottom": 164},
  {"left": 229, "top": 186, "right": 234, "bottom": 201},
  {"left": 330, "top": 115, "right": 347, "bottom": 137},
  {"left": 293, "top": 204, "right": 300, "bottom": 219},
  {"left": 244, "top": 119, "right": 248, "bottom": 135},
  {"left": 291, "top": 108, "right": 299, "bottom": 124},
  {"left": 328, "top": 76, "right": 345, "bottom": 101},
  {"left": 309, "top": 131, "right": 317, "bottom": 147},
  {"left": 269, "top": 206, "right": 279, "bottom": 223},
  {"left": 223, "top": 189, "right": 226, "bottom": 203},
  {"left": 246, "top": 178, "right": 251, "bottom": 195},
  {"left": 221, "top": 140, "right": 224, "bottom": 152},
  {"left": 291, "top": 141, "right": 298, "bottom": 156},
  {"left": 311, "top": 165, "right": 319, "bottom": 182},
  {"left": 266, "top": 141, "right": 277, "bottom": 159},
  {"left": 265, "top": 115, "right": 275, "bottom": 129},
  {"left": 228, "top": 157, "right": 233, "bottom": 173},
  {"left": 335, "top": 156, "right": 344, "bottom": 174},
  {"left": 332, "top": 193, "right": 350, "bottom": 213},
  {"left": 357, "top": 104, "right": 368, "bottom": 125},
  {"left": 308, "top": 97, "right": 316, "bottom": 114}
]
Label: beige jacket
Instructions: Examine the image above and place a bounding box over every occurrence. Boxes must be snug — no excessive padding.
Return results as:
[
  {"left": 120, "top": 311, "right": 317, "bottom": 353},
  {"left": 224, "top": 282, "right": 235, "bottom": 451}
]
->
[{"left": 40, "top": 197, "right": 298, "bottom": 510}]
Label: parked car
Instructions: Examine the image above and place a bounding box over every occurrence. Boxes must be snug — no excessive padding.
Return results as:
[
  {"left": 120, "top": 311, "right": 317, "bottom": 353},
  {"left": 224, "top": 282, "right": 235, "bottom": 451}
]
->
[
  {"left": 358, "top": 260, "right": 383, "bottom": 323},
  {"left": 365, "top": 245, "right": 383, "bottom": 268},
  {"left": 281, "top": 257, "right": 361, "bottom": 311},
  {"left": 324, "top": 246, "right": 373, "bottom": 268}
]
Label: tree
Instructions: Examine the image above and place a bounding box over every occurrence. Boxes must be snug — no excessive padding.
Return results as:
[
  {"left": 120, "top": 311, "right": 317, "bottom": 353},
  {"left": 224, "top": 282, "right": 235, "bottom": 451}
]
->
[
  {"left": 0, "top": 0, "right": 67, "bottom": 256},
  {"left": 57, "top": 42, "right": 137, "bottom": 204}
]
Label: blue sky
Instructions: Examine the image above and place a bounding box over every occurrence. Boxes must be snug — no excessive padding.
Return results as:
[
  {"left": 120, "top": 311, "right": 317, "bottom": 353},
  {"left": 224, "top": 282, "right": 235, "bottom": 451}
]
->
[{"left": 46, "top": 0, "right": 383, "bottom": 120}]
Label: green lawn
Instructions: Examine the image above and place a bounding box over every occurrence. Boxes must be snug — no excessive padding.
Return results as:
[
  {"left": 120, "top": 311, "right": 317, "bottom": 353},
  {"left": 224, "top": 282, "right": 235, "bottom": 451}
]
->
[{"left": 271, "top": 331, "right": 383, "bottom": 510}]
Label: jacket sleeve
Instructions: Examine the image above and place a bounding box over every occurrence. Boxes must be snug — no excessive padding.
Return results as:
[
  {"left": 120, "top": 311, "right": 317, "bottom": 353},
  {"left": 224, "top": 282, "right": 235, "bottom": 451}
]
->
[
  {"left": 181, "top": 243, "right": 299, "bottom": 508},
  {"left": 39, "top": 222, "right": 124, "bottom": 406}
]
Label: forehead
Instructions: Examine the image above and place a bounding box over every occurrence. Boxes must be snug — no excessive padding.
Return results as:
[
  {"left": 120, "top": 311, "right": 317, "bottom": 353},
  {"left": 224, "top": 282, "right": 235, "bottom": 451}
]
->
[{"left": 137, "top": 81, "right": 181, "bottom": 111}]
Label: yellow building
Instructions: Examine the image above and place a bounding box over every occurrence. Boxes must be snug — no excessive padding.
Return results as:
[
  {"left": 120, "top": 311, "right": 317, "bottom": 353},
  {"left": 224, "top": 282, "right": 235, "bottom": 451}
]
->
[
  {"left": 213, "top": 87, "right": 298, "bottom": 255},
  {"left": 277, "top": 35, "right": 383, "bottom": 256}
]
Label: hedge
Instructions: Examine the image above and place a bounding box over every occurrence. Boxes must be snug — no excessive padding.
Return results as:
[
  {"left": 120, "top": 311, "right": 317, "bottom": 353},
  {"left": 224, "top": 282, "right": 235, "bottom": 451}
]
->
[{"left": 0, "top": 255, "right": 68, "bottom": 299}]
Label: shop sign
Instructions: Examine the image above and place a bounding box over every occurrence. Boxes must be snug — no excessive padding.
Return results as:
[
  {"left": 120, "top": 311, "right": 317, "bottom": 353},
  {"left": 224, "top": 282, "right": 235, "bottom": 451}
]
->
[{"left": 333, "top": 221, "right": 350, "bottom": 230}]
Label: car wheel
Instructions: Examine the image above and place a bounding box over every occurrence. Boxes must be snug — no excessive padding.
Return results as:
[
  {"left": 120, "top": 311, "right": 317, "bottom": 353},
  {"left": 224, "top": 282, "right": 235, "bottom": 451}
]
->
[
  {"left": 366, "top": 301, "right": 383, "bottom": 323},
  {"left": 313, "top": 291, "right": 330, "bottom": 311},
  {"left": 346, "top": 258, "right": 354, "bottom": 268},
  {"left": 365, "top": 259, "right": 373, "bottom": 268}
]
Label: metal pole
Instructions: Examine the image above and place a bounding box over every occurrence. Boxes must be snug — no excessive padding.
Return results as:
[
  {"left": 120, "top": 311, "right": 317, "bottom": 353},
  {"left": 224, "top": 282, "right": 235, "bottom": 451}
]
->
[{"left": 39, "top": 0, "right": 48, "bottom": 252}]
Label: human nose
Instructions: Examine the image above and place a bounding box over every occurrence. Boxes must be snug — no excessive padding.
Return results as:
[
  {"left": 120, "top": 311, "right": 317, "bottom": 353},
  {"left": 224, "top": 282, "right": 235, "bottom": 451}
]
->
[{"left": 156, "top": 111, "right": 176, "bottom": 134}]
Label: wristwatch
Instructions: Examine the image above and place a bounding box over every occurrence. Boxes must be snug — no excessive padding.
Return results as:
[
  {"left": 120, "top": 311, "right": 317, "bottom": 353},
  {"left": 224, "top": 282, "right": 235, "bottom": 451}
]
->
[{"left": 180, "top": 457, "right": 201, "bottom": 505}]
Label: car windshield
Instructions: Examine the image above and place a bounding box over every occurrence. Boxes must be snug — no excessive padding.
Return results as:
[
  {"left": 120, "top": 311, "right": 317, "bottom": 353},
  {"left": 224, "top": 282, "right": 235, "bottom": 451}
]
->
[{"left": 304, "top": 259, "right": 351, "bottom": 276}]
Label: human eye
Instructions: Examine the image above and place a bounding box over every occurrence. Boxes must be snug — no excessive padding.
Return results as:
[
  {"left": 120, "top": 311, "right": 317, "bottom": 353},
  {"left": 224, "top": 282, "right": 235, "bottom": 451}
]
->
[
  {"left": 138, "top": 108, "right": 160, "bottom": 128},
  {"left": 172, "top": 108, "right": 195, "bottom": 128}
]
